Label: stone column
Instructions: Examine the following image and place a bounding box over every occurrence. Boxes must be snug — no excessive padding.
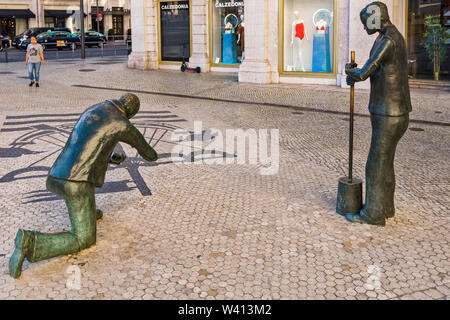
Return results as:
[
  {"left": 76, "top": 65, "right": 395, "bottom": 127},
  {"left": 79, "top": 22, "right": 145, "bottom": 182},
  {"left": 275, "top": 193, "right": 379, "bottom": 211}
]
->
[
  {"left": 128, "top": 0, "right": 158, "bottom": 70},
  {"left": 238, "top": 0, "right": 276, "bottom": 84},
  {"left": 189, "top": 0, "right": 210, "bottom": 72},
  {"left": 28, "top": 0, "right": 40, "bottom": 28}
]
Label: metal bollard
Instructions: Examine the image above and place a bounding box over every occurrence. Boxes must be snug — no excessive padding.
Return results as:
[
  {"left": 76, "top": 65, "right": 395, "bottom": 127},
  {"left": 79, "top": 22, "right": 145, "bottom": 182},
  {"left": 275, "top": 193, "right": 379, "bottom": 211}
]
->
[
  {"left": 5, "top": 48, "right": 8, "bottom": 63},
  {"left": 101, "top": 42, "right": 104, "bottom": 58}
]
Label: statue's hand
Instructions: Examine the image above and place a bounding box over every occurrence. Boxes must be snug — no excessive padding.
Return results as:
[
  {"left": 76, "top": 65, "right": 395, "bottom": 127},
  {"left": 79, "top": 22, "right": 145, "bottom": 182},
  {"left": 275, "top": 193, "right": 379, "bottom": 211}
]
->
[
  {"left": 345, "top": 62, "right": 358, "bottom": 73},
  {"left": 346, "top": 76, "right": 355, "bottom": 86},
  {"left": 345, "top": 63, "right": 359, "bottom": 86},
  {"left": 110, "top": 153, "right": 126, "bottom": 165}
]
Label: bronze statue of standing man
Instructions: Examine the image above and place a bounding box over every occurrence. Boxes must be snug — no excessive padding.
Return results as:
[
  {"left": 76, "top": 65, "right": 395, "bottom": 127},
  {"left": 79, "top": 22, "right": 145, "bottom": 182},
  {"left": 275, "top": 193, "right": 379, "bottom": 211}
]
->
[
  {"left": 345, "top": 2, "right": 412, "bottom": 226},
  {"left": 9, "top": 93, "right": 158, "bottom": 278}
]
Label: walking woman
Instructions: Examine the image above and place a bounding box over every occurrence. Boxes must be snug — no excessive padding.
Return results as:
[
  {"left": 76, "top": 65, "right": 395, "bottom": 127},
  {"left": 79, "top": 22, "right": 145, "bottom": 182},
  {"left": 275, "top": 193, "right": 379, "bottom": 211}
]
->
[{"left": 25, "top": 36, "right": 45, "bottom": 87}]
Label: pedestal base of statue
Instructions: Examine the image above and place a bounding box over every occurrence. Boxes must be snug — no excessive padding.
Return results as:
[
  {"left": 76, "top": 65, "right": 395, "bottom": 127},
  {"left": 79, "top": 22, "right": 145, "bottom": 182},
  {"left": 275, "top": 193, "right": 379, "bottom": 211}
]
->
[
  {"left": 222, "top": 33, "right": 237, "bottom": 64},
  {"left": 336, "top": 177, "right": 363, "bottom": 215},
  {"left": 312, "top": 29, "right": 331, "bottom": 73}
]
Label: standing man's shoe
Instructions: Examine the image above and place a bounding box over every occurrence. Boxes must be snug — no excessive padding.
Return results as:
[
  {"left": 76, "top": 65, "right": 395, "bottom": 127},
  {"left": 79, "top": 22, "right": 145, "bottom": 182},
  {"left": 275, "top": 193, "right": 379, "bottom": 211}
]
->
[
  {"left": 29, "top": 81, "right": 34, "bottom": 87},
  {"left": 35, "top": 83, "right": 39, "bottom": 87},
  {"left": 9, "top": 230, "right": 35, "bottom": 278},
  {"left": 345, "top": 213, "right": 386, "bottom": 226},
  {"left": 385, "top": 210, "right": 395, "bottom": 219}
]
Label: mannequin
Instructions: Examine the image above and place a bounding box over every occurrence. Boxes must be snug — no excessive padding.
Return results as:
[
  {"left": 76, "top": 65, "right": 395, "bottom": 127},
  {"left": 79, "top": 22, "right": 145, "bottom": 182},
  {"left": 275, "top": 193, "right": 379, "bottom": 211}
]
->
[
  {"left": 237, "top": 14, "right": 245, "bottom": 62},
  {"left": 291, "top": 10, "right": 309, "bottom": 71},
  {"left": 316, "top": 19, "right": 327, "bottom": 33},
  {"left": 222, "top": 14, "right": 238, "bottom": 64}
]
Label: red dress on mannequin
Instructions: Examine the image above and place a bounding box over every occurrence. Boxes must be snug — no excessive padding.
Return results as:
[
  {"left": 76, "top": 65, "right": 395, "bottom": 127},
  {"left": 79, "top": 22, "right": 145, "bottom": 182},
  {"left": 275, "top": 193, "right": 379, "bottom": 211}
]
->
[{"left": 295, "top": 22, "right": 305, "bottom": 40}]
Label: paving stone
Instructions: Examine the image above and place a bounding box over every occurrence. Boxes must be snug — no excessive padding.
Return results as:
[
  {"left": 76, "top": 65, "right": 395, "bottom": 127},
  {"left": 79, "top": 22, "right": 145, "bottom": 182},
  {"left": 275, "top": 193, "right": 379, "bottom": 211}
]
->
[{"left": 0, "top": 59, "right": 447, "bottom": 300}]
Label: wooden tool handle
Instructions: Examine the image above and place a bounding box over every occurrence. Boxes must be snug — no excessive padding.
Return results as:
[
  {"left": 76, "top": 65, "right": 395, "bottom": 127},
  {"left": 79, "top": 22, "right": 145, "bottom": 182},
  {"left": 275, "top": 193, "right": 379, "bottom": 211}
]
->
[{"left": 348, "top": 51, "right": 355, "bottom": 183}]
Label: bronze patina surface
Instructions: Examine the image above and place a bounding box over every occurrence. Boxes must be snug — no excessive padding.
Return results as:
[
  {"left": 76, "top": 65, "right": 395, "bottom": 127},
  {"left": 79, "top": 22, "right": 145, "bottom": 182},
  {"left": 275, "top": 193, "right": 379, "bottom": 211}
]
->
[
  {"left": 344, "top": 2, "right": 412, "bottom": 226},
  {"left": 9, "top": 93, "right": 158, "bottom": 278}
]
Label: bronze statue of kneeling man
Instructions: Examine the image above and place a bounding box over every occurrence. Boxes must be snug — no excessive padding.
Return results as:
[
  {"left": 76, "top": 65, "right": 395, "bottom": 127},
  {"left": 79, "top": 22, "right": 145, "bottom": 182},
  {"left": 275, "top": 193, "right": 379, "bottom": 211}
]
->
[
  {"left": 344, "top": 2, "right": 411, "bottom": 226},
  {"left": 10, "top": 93, "right": 158, "bottom": 278}
]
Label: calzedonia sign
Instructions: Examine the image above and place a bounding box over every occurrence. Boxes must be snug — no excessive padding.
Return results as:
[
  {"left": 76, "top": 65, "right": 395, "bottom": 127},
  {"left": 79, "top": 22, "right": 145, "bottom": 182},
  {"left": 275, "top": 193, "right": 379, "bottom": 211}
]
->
[
  {"left": 161, "top": 1, "right": 189, "bottom": 10},
  {"left": 215, "top": 0, "right": 244, "bottom": 8}
]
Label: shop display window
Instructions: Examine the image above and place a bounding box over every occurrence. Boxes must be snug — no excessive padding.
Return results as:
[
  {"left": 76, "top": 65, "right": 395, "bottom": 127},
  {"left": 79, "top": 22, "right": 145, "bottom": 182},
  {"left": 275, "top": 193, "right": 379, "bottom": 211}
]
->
[
  {"left": 282, "top": 0, "right": 334, "bottom": 73},
  {"left": 211, "top": 0, "right": 245, "bottom": 65}
]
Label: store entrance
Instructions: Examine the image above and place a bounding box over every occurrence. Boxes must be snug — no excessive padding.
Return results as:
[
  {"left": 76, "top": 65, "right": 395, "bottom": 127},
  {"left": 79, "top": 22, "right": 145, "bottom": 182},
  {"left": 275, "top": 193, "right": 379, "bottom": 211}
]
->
[
  {"left": 160, "top": 1, "right": 190, "bottom": 62},
  {"left": 91, "top": 6, "right": 104, "bottom": 34},
  {"left": 407, "top": 0, "right": 450, "bottom": 81},
  {"left": 112, "top": 15, "right": 124, "bottom": 40}
]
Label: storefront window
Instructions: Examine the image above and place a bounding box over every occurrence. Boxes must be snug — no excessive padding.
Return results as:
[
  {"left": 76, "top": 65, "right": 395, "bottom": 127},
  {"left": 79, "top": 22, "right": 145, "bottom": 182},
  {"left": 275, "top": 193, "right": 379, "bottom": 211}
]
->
[
  {"left": 15, "top": 19, "right": 27, "bottom": 35},
  {"left": 407, "top": 0, "right": 450, "bottom": 81},
  {"left": 45, "top": 17, "right": 66, "bottom": 28},
  {"left": 211, "top": 0, "right": 245, "bottom": 65},
  {"left": 282, "top": 0, "right": 334, "bottom": 73},
  {"left": 160, "top": 1, "right": 190, "bottom": 62},
  {"left": 1, "top": 18, "right": 15, "bottom": 38}
]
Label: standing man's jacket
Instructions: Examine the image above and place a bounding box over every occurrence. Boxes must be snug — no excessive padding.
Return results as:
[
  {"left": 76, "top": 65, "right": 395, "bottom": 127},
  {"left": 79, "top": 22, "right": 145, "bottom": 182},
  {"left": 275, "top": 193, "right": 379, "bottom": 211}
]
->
[
  {"left": 49, "top": 100, "right": 157, "bottom": 187},
  {"left": 347, "top": 25, "right": 412, "bottom": 116}
]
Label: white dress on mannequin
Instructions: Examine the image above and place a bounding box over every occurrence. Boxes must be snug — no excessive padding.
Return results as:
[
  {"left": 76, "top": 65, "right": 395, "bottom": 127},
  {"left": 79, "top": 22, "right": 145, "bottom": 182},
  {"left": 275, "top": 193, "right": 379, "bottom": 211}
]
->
[{"left": 291, "top": 12, "right": 308, "bottom": 72}]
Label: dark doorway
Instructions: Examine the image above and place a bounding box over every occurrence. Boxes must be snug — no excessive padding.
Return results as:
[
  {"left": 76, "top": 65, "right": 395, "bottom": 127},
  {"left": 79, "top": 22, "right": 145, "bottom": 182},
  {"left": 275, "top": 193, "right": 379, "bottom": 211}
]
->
[
  {"left": 91, "top": 6, "right": 104, "bottom": 34},
  {"left": 112, "top": 7, "right": 124, "bottom": 40},
  {"left": 160, "top": 1, "right": 190, "bottom": 62}
]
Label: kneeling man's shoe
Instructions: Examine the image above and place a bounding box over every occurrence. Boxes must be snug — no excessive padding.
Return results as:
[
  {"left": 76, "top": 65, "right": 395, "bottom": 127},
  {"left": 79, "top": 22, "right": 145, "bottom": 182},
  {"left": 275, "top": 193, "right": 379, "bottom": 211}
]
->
[
  {"left": 345, "top": 213, "right": 386, "bottom": 227},
  {"left": 96, "top": 209, "right": 103, "bottom": 220},
  {"left": 9, "top": 229, "right": 35, "bottom": 278}
]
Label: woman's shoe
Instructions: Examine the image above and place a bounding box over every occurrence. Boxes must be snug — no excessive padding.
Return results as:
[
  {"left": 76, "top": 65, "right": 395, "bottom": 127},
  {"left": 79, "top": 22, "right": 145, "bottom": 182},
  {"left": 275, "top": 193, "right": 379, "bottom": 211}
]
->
[
  {"left": 35, "top": 83, "right": 39, "bottom": 87},
  {"left": 29, "top": 81, "right": 34, "bottom": 87}
]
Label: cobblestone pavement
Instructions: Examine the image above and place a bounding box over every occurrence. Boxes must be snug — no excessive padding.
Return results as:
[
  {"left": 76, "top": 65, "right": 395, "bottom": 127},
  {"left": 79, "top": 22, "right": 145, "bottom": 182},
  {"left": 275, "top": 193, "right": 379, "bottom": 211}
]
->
[{"left": 0, "top": 58, "right": 448, "bottom": 300}]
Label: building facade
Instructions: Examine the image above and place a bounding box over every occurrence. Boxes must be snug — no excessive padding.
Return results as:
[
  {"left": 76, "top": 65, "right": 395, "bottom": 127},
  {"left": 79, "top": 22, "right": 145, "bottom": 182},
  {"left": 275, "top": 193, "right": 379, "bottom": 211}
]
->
[
  {"left": 0, "top": 0, "right": 131, "bottom": 38},
  {"left": 128, "top": 0, "right": 450, "bottom": 85}
]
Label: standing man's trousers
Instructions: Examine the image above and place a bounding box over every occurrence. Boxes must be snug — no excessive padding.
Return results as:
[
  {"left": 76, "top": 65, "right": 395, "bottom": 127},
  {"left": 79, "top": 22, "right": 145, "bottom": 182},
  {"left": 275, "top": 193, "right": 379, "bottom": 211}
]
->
[
  {"left": 26, "top": 175, "right": 97, "bottom": 262},
  {"left": 360, "top": 113, "right": 409, "bottom": 223}
]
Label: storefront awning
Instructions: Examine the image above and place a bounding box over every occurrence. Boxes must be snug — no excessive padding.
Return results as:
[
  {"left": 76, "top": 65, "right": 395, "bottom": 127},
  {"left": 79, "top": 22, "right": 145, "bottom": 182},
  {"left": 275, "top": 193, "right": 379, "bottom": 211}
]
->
[
  {"left": 0, "top": 9, "right": 36, "bottom": 18},
  {"left": 44, "top": 10, "right": 75, "bottom": 18}
]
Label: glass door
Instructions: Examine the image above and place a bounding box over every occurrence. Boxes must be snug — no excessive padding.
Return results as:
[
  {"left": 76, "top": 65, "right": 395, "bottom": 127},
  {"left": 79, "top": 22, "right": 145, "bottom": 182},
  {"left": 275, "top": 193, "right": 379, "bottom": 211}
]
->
[
  {"left": 407, "top": 0, "right": 450, "bottom": 80},
  {"left": 159, "top": 1, "right": 190, "bottom": 62},
  {"left": 112, "top": 13, "right": 124, "bottom": 40}
]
